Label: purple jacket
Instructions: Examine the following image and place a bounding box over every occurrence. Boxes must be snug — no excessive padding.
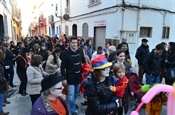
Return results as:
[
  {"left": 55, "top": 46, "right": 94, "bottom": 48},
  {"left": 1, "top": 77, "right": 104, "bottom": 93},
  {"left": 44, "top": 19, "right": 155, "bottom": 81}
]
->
[{"left": 31, "top": 95, "right": 68, "bottom": 115}]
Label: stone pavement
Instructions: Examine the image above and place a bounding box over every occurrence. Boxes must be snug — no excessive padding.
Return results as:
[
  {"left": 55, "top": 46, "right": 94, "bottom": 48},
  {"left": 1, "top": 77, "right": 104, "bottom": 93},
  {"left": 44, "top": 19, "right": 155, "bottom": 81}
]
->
[{"left": 3, "top": 68, "right": 167, "bottom": 115}]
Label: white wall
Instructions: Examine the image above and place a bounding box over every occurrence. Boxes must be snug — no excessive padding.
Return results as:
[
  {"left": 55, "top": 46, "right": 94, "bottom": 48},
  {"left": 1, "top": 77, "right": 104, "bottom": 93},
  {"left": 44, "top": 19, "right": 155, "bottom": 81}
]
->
[{"left": 70, "top": 0, "right": 118, "bottom": 17}]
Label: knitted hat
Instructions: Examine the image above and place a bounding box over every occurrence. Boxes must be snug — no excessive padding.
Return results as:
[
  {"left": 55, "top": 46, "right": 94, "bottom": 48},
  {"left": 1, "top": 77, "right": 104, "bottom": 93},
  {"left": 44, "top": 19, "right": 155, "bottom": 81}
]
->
[
  {"left": 40, "top": 73, "right": 64, "bottom": 93},
  {"left": 108, "top": 45, "right": 116, "bottom": 52},
  {"left": 91, "top": 55, "right": 112, "bottom": 69}
]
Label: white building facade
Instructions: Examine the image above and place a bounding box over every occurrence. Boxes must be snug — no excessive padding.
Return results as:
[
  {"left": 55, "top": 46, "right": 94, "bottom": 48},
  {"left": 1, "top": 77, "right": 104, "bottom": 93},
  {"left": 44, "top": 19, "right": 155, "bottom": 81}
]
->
[
  {"left": 0, "top": 0, "right": 13, "bottom": 42},
  {"left": 43, "top": 0, "right": 175, "bottom": 66}
]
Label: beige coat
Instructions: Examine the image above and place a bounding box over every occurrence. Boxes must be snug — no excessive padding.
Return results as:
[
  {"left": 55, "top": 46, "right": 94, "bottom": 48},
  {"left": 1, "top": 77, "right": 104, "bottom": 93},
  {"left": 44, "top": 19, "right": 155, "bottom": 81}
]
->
[
  {"left": 45, "top": 55, "right": 61, "bottom": 75},
  {"left": 26, "top": 65, "right": 43, "bottom": 95}
]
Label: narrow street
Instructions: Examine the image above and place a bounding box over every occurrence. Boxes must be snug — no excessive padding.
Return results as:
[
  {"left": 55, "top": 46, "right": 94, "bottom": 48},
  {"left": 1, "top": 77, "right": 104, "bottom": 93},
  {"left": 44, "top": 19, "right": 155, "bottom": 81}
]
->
[{"left": 3, "top": 68, "right": 167, "bottom": 115}]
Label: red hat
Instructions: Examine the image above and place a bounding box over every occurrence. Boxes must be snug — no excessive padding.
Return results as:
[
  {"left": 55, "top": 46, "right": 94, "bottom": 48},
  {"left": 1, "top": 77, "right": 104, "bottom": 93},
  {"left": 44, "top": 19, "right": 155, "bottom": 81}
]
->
[{"left": 91, "top": 55, "right": 112, "bottom": 69}]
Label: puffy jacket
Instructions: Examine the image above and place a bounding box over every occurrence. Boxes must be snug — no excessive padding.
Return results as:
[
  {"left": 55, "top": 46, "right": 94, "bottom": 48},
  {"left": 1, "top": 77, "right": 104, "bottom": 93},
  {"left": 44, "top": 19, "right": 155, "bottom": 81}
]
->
[
  {"left": 26, "top": 65, "right": 43, "bottom": 95},
  {"left": 135, "top": 44, "right": 150, "bottom": 66},
  {"left": 83, "top": 75, "right": 118, "bottom": 115},
  {"left": 143, "top": 49, "right": 161, "bottom": 76}
]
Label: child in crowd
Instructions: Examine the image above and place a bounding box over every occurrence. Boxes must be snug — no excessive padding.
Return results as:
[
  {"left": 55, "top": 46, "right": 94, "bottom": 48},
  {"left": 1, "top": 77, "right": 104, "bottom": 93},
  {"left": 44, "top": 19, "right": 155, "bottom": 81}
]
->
[
  {"left": 108, "top": 63, "right": 129, "bottom": 115},
  {"left": 146, "top": 92, "right": 167, "bottom": 115},
  {"left": 108, "top": 63, "right": 129, "bottom": 99}
]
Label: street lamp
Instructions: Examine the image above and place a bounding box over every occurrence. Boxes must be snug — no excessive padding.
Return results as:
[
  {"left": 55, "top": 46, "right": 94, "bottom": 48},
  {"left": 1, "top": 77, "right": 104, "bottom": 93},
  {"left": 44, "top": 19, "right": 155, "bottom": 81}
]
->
[{"left": 54, "top": 3, "right": 62, "bottom": 20}]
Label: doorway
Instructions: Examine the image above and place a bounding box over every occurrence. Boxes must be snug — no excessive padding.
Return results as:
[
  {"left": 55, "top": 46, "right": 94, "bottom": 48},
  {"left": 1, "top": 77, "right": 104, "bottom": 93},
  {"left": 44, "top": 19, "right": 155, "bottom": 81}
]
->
[
  {"left": 72, "top": 24, "right": 77, "bottom": 36},
  {"left": 0, "top": 15, "right": 4, "bottom": 42},
  {"left": 94, "top": 27, "right": 106, "bottom": 49}
]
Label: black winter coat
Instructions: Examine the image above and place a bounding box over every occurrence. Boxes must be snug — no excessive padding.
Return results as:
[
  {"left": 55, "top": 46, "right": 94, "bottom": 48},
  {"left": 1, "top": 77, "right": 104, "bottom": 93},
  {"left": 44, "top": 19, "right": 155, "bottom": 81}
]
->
[
  {"left": 164, "top": 51, "right": 175, "bottom": 85},
  {"left": 108, "top": 51, "right": 116, "bottom": 62},
  {"left": 0, "top": 60, "right": 7, "bottom": 93},
  {"left": 5, "top": 49, "right": 16, "bottom": 67},
  {"left": 61, "top": 47, "right": 85, "bottom": 84},
  {"left": 135, "top": 44, "right": 149, "bottom": 66},
  {"left": 143, "top": 49, "right": 161, "bottom": 76},
  {"left": 38, "top": 49, "right": 48, "bottom": 61},
  {"left": 166, "top": 51, "right": 175, "bottom": 68},
  {"left": 83, "top": 75, "right": 118, "bottom": 115}
]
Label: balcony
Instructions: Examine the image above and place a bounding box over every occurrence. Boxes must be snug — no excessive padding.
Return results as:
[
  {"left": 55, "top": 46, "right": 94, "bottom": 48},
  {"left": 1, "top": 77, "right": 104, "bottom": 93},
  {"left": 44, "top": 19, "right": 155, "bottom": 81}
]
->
[{"left": 12, "top": 7, "right": 21, "bottom": 23}]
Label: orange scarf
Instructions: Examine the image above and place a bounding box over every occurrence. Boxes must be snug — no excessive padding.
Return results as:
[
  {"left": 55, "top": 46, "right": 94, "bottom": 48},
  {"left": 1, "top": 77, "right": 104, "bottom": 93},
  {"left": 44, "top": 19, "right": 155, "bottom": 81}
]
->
[{"left": 49, "top": 98, "right": 67, "bottom": 115}]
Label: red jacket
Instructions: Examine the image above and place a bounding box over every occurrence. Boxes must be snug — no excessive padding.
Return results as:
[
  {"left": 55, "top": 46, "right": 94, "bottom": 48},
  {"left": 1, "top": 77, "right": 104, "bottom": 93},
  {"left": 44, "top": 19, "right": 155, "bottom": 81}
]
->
[{"left": 112, "top": 76, "right": 128, "bottom": 98}]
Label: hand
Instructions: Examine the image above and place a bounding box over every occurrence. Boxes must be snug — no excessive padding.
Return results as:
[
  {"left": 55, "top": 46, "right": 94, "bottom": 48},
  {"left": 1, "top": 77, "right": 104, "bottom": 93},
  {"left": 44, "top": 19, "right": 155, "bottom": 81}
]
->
[
  {"left": 5, "top": 66, "right": 10, "bottom": 69},
  {"left": 62, "top": 80, "right": 67, "bottom": 85},
  {"left": 109, "top": 85, "right": 113, "bottom": 91}
]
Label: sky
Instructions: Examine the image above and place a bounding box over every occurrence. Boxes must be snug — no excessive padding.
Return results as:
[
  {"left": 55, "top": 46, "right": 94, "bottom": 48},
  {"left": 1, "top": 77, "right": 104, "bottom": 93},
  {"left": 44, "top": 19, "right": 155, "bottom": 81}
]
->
[{"left": 17, "top": 0, "right": 42, "bottom": 36}]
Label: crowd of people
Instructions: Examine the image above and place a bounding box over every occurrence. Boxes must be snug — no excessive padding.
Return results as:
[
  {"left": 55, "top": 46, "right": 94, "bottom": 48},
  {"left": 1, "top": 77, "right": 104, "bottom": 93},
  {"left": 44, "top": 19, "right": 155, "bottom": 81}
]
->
[{"left": 0, "top": 34, "right": 174, "bottom": 115}]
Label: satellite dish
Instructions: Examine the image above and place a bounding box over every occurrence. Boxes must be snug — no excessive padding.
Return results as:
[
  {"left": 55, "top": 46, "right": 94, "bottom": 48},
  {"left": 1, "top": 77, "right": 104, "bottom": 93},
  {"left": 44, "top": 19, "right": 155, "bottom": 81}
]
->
[{"left": 63, "top": 14, "right": 70, "bottom": 21}]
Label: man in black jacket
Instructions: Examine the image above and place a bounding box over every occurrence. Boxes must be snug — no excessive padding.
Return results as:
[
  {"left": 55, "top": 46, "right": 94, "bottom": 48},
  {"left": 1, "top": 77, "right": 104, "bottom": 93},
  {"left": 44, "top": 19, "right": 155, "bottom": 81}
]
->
[
  {"left": 61, "top": 36, "right": 85, "bottom": 115},
  {"left": 135, "top": 39, "right": 149, "bottom": 84},
  {"left": 143, "top": 44, "right": 164, "bottom": 84}
]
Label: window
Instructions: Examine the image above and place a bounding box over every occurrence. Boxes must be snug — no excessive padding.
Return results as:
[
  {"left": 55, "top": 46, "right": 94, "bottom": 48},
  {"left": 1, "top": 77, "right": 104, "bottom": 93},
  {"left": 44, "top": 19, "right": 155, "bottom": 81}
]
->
[
  {"left": 140, "top": 27, "right": 152, "bottom": 38},
  {"left": 82, "top": 23, "right": 89, "bottom": 40},
  {"left": 65, "top": 25, "right": 69, "bottom": 36},
  {"left": 88, "top": 0, "right": 101, "bottom": 7},
  {"left": 162, "top": 27, "right": 170, "bottom": 39},
  {"left": 56, "top": 26, "right": 59, "bottom": 35}
]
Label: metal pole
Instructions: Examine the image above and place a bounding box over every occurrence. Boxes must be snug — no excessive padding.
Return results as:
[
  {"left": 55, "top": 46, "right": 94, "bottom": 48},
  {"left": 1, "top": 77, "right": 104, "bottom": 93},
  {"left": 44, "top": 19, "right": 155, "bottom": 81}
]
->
[{"left": 60, "top": 0, "right": 62, "bottom": 36}]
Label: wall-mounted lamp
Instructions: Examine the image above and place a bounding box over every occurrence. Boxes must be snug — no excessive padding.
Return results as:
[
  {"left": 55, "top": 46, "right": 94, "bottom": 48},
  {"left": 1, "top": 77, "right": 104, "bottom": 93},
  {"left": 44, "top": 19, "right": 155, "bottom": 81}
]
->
[
  {"left": 54, "top": 11, "right": 62, "bottom": 20},
  {"left": 54, "top": 4, "right": 62, "bottom": 20}
]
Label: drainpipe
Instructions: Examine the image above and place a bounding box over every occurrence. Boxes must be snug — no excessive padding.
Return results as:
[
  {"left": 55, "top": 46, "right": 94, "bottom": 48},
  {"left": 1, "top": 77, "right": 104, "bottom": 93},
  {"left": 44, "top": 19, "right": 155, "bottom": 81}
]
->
[
  {"left": 121, "top": 0, "right": 125, "bottom": 42},
  {"left": 60, "top": 0, "right": 62, "bottom": 35},
  {"left": 162, "top": 12, "right": 166, "bottom": 26},
  {"left": 136, "top": 0, "right": 141, "bottom": 45}
]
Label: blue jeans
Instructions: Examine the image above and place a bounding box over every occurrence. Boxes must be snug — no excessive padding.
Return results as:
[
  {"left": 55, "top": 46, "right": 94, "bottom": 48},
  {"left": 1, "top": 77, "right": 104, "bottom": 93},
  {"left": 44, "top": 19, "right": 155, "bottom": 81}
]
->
[
  {"left": 146, "top": 74, "right": 160, "bottom": 84},
  {"left": 0, "top": 93, "right": 4, "bottom": 112},
  {"left": 68, "top": 84, "right": 80, "bottom": 113}
]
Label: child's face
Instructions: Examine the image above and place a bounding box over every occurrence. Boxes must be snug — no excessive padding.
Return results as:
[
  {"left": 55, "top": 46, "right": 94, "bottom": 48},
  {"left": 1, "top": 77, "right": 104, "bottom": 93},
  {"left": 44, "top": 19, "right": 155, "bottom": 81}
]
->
[{"left": 115, "top": 68, "right": 125, "bottom": 78}]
